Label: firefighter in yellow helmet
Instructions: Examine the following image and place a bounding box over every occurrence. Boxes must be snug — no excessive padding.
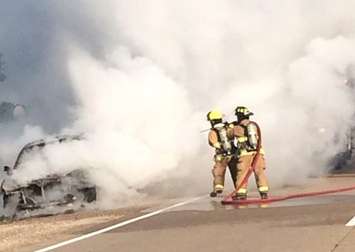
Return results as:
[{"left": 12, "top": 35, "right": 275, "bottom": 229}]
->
[
  {"left": 232, "top": 106, "right": 269, "bottom": 200},
  {"left": 207, "top": 110, "right": 237, "bottom": 197}
]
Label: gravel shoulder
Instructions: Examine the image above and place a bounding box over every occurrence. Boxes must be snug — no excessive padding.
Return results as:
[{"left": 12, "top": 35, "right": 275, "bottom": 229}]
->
[
  {"left": 0, "top": 209, "right": 124, "bottom": 252},
  {"left": 0, "top": 201, "right": 163, "bottom": 252}
]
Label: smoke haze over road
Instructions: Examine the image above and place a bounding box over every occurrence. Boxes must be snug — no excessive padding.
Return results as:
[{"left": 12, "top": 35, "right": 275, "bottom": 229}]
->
[{"left": 1, "top": 1, "right": 355, "bottom": 205}]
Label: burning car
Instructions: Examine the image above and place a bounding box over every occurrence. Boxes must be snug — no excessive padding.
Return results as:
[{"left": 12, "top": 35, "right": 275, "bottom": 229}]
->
[{"left": 0, "top": 135, "right": 96, "bottom": 219}]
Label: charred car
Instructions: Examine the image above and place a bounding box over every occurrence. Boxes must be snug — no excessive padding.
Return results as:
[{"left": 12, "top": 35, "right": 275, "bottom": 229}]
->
[{"left": 0, "top": 135, "right": 96, "bottom": 219}]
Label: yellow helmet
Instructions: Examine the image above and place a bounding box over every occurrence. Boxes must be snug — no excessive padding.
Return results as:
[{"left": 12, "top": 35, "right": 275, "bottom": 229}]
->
[
  {"left": 207, "top": 110, "right": 223, "bottom": 121},
  {"left": 235, "top": 106, "right": 253, "bottom": 116}
]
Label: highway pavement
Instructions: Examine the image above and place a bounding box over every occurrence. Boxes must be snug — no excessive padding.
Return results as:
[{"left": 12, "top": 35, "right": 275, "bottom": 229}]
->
[{"left": 30, "top": 176, "right": 355, "bottom": 252}]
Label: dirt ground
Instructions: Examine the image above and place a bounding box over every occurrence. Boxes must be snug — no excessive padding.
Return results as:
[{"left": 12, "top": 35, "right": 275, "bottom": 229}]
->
[
  {"left": 0, "top": 209, "right": 127, "bottom": 252},
  {"left": 0, "top": 190, "right": 170, "bottom": 252}
]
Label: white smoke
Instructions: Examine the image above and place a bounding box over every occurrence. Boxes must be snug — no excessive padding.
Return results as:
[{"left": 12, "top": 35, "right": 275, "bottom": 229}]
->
[
  {"left": 2, "top": 1, "right": 355, "bottom": 205},
  {"left": 65, "top": 46, "right": 201, "bottom": 205}
]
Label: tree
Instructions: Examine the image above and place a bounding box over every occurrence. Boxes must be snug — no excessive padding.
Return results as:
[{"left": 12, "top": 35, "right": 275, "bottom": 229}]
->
[{"left": 0, "top": 53, "right": 6, "bottom": 82}]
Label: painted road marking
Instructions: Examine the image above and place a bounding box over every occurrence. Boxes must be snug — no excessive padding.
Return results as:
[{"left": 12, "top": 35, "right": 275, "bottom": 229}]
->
[
  {"left": 346, "top": 216, "right": 355, "bottom": 227},
  {"left": 34, "top": 196, "right": 206, "bottom": 252}
]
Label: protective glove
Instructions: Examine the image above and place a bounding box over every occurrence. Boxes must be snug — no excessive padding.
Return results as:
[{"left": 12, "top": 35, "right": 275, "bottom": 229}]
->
[{"left": 213, "top": 142, "right": 221, "bottom": 149}]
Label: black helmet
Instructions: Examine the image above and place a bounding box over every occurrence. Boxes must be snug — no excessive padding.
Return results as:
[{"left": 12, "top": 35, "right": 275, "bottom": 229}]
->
[{"left": 234, "top": 106, "right": 254, "bottom": 117}]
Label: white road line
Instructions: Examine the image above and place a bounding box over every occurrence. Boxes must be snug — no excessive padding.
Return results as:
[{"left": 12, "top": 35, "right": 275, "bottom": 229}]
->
[
  {"left": 34, "top": 196, "right": 206, "bottom": 252},
  {"left": 345, "top": 216, "right": 355, "bottom": 227}
]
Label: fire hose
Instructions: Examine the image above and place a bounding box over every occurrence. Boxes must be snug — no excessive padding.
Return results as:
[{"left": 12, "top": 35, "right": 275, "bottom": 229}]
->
[{"left": 222, "top": 122, "right": 355, "bottom": 205}]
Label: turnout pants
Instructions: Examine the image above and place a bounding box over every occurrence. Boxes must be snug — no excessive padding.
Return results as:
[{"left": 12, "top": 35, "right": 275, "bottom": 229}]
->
[
  {"left": 212, "top": 155, "right": 233, "bottom": 191},
  {"left": 235, "top": 153, "right": 269, "bottom": 196}
]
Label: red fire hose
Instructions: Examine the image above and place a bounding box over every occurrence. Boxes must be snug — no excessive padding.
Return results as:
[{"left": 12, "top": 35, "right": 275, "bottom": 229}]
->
[
  {"left": 222, "top": 122, "right": 355, "bottom": 205},
  {"left": 222, "top": 184, "right": 355, "bottom": 205}
]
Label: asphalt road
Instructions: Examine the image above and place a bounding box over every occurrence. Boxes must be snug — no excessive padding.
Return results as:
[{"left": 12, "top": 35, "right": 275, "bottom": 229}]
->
[{"left": 31, "top": 177, "right": 355, "bottom": 252}]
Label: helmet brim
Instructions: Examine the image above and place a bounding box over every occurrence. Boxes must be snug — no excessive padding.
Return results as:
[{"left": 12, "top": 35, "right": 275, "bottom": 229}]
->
[{"left": 235, "top": 112, "right": 254, "bottom": 116}]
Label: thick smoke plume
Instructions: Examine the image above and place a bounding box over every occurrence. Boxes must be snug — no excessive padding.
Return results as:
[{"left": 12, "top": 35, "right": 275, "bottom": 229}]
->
[{"left": 2, "top": 1, "right": 355, "bottom": 205}]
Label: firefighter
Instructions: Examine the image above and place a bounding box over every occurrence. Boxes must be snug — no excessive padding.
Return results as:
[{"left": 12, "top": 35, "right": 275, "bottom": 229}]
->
[
  {"left": 207, "top": 110, "right": 236, "bottom": 197},
  {"left": 233, "top": 106, "right": 269, "bottom": 200}
]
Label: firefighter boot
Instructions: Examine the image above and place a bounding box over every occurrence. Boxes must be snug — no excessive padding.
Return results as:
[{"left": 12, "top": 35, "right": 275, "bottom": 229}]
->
[
  {"left": 214, "top": 184, "right": 224, "bottom": 194},
  {"left": 232, "top": 193, "right": 247, "bottom": 201},
  {"left": 210, "top": 191, "right": 217, "bottom": 197},
  {"left": 260, "top": 192, "right": 268, "bottom": 199},
  {"left": 210, "top": 184, "right": 224, "bottom": 197}
]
